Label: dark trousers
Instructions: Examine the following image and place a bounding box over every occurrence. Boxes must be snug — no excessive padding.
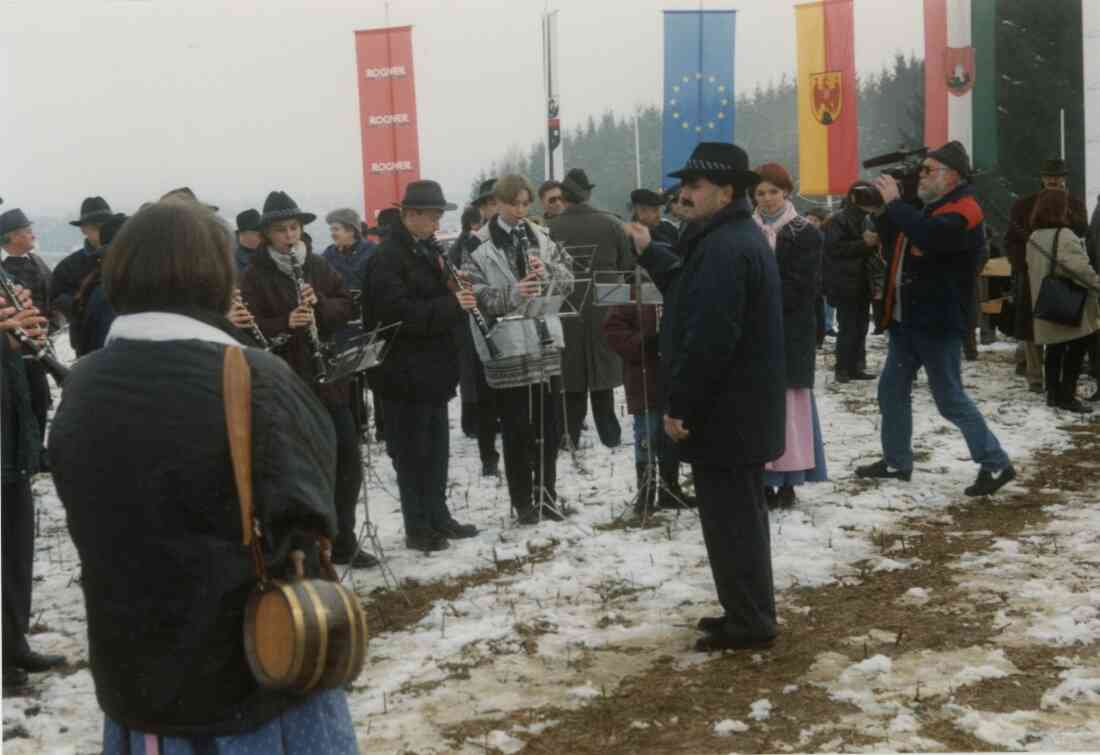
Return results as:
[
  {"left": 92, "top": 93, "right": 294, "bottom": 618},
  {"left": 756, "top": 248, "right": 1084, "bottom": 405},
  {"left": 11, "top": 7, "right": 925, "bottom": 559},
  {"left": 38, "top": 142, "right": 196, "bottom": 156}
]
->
[
  {"left": 835, "top": 297, "right": 870, "bottom": 375},
  {"left": 24, "top": 360, "right": 50, "bottom": 443},
  {"left": 1086, "top": 333, "right": 1100, "bottom": 379},
  {"left": 476, "top": 382, "right": 500, "bottom": 468},
  {"left": 382, "top": 399, "right": 451, "bottom": 534},
  {"left": 564, "top": 389, "right": 621, "bottom": 448},
  {"left": 1045, "top": 336, "right": 1090, "bottom": 402},
  {"left": 328, "top": 405, "right": 364, "bottom": 557},
  {"left": 692, "top": 463, "right": 777, "bottom": 639},
  {"left": 2, "top": 480, "right": 34, "bottom": 663},
  {"left": 496, "top": 380, "right": 560, "bottom": 513}
]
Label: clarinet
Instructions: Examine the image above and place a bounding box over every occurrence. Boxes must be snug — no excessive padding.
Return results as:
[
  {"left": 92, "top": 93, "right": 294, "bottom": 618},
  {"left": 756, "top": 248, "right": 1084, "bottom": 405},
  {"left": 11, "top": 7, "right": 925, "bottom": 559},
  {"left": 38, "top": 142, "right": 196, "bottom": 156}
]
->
[
  {"left": 287, "top": 250, "right": 331, "bottom": 383},
  {"left": 433, "top": 239, "right": 503, "bottom": 360},
  {"left": 514, "top": 222, "right": 556, "bottom": 348},
  {"left": 235, "top": 291, "right": 290, "bottom": 353},
  {"left": 0, "top": 275, "right": 69, "bottom": 385}
]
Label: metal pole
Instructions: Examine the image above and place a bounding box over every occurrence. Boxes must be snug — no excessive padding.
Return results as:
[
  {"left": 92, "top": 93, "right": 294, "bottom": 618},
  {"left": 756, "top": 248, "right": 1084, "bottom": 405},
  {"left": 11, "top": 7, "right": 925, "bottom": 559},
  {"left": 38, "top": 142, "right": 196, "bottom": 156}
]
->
[
  {"left": 1061, "top": 108, "right": 1066, "bottom": 160},
  {"left": 634, "top": 111, "right": 642, "bottom": 187}
]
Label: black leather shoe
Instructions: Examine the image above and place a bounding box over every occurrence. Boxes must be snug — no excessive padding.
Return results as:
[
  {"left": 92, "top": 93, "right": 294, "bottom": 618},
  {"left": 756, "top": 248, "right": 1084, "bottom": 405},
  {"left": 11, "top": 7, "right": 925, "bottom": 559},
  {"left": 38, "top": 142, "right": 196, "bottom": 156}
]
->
[
  {"left": 851, "top": 371, "right": 877, "bottom": 381},
  {"left": 516, "top": 504, "right": 567, "bottom": 525},
  {"left": 1055, "top": 398, "right": 1093, "bottom": 414},
  {"left": 696, "top": 615, "right": 727, "bottom": 633},
  {"left": 481, "top": 459, "right": 499, "bottom": 477},
  {"left": 695, "top": 629, "right": 777, "bottom": 653},
  {"left": 3, "top": 666, "right": 29, "bottom": 688},
  {"left": 437, "top": 520, "right": 479, "bottom": 539},
  {"left": 834, "top": 371, "right": 851, "bottom": 384},
  {"left": 964, "top": 465, "right": 1016, "bottom": 497},
  {"left": 405, "top": 531, "right": 449, "bottom": 552},
  {"left": 10, "top": 652, "right": 65, "bottom": 672},
  {"left": 855, "top": 459, "right": 912, "bottom": 482},
  {"left": 331, "top": 550, "right": 380, "bottom": 569}
]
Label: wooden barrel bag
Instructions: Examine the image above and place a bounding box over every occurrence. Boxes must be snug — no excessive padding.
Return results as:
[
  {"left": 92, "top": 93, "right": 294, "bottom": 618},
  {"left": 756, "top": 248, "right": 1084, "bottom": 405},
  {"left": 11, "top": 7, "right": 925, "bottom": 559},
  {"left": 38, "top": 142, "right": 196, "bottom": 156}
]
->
[{"left": 223, "top": 346, "right": 368, "bottom": 693}]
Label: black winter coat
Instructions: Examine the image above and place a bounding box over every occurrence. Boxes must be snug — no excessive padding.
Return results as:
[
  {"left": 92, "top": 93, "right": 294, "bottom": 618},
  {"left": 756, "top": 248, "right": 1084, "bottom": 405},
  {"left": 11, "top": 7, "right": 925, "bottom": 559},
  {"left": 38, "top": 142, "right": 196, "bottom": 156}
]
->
[
  {"left": 363, "top": 224, "right": 466, "bottom": 404},
  {"left": 823, "top": 206, "right": 874, "bottom": 302},
  {"left": 50, "top": 242, "right": 100, "bottom": 350},
  {"left": 638, "top": 198, "right": 786, "bottom": 467},
  {"left": 1, "top": 335, "right": 41, "bottom": 480},
  {"left": 49, "top": 334, "right": 337, "bottom": 737},
  {"left": 773, "top": 218, "right": 823, "bottom": 389},
  {"left": 1, "top": 253, "right": 53, "bottom": 322}
]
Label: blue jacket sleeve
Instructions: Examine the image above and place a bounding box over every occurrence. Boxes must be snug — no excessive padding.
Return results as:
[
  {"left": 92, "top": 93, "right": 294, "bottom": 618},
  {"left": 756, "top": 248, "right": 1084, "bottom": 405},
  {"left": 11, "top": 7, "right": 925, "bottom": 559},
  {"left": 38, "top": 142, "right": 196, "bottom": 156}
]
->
[
  {"left": 636, "top": 242, "right": 682, "bottom": 293},
  {"left": 883, "top": 199, "right": 972, "bottom": 255}
]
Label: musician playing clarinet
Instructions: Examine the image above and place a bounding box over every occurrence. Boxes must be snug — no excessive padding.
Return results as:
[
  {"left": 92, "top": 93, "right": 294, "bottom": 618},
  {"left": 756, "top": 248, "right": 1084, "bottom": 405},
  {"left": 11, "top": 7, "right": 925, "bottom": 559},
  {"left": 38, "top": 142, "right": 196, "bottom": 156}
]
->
[
  {"left": 240, "top": 190, "right": 379, "bottom": 569},
  {"left": 363, "top": 180, "right": 480, "bottom": 553},
  {"left": 462, "top": 175, "right": 575, "bottom": 524}
]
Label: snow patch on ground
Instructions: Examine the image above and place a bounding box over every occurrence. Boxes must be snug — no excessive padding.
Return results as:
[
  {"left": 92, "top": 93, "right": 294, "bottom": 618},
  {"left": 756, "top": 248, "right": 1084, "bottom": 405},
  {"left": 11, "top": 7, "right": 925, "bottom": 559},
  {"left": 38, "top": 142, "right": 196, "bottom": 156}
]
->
[{"left": 712, "top": 718, "right": 749, "bottom": 735}]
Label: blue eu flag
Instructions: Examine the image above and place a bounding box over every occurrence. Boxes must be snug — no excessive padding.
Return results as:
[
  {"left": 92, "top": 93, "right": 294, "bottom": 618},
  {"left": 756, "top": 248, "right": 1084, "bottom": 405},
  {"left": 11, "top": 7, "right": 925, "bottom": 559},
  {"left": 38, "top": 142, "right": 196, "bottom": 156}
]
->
[{"left": 661, "top": 10, "right": 737, "bottom": 189}]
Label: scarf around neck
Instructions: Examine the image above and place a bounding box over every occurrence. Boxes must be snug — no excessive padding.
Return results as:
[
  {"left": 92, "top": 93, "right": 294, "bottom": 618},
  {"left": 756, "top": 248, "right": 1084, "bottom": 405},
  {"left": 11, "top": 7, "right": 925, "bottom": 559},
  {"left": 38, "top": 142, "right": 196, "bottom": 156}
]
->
[
  {"left": 269, "top": 241, "right": 308, "bottom": 279},
  {"left": 753, "top": 200, "right": 800, "bottom": 251}
]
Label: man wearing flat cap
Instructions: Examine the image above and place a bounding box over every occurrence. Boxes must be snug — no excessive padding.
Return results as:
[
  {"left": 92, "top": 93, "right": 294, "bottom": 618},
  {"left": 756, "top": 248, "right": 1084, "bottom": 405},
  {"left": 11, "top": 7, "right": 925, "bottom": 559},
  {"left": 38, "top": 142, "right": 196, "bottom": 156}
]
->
[
  {"left": 1005, "top": 157, "right": 1092, "bottom": 395},
  {"left": 855, "top": 141, "right": 1015, "bottom": 497},
  {"left": 363, "top": 180, "right": 480, "bottom": 553},
  {"left": 51, "top": 196, "right": 113, "bottom": 352},
  {"left": 630, "top": 189, "right": 679, "bottom": 247},
  {"left": 549, "top": 167, "right": 630, "bottom": 451},
  {"left": 624, "top": 142, "right": 786, "bottom": 652}
]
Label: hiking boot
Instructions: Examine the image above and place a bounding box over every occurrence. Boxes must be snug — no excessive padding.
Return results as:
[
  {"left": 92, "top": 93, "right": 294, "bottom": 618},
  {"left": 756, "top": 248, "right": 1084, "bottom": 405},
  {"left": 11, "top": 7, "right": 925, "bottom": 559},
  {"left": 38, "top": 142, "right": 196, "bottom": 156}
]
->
[
  {"left": 405, "top": 530, "right": 450, "bottom": 552},
  {"left": 855, "top": 459, "right": 912, "bottom": 482},
  {"left": 436, "top": 520, "right": 479, "bottom": 539},
  {"left": 964, "top": 465, "right": 1016, "bottom": 497},
  {"left": 331, "top": 549, "right": 380, "bottom": 569}
]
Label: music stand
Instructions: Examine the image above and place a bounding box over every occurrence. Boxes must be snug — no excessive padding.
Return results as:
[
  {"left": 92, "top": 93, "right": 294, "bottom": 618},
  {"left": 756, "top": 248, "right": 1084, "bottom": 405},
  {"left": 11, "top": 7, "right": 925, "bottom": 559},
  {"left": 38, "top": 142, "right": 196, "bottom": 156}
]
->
[{"left": 592, "top": 266, "right": 692, "bottom": 522}]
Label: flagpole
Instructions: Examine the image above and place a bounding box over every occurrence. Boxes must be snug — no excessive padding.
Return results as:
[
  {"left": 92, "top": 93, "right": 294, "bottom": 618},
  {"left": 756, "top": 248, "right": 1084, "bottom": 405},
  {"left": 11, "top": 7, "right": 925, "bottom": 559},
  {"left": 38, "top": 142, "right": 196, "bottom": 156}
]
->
[{"left": 634, "top": 111, "right": 642, "bottom": 187}]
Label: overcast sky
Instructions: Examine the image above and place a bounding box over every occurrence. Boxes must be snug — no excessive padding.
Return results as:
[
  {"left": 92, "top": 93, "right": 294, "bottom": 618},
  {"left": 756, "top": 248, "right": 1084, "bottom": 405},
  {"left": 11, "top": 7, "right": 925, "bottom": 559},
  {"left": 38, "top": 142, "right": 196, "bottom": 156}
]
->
[{"left": 3, "top": 0, "right": 925, "bottom": 219}]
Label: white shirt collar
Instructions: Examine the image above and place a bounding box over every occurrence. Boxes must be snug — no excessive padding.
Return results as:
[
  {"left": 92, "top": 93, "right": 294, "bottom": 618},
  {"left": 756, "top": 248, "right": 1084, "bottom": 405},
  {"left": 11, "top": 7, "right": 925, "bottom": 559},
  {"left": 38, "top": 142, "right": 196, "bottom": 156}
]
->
[{"left": 106, "top": 312, "right": 240, "bottom": 347}]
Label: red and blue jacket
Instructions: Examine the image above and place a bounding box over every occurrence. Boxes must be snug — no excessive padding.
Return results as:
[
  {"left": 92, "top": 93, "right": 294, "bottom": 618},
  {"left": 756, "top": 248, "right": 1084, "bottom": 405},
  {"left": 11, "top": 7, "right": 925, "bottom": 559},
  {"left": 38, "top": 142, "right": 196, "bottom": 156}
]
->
[{"left": 876, "top": 183, "right": 985, "bottom": 336}]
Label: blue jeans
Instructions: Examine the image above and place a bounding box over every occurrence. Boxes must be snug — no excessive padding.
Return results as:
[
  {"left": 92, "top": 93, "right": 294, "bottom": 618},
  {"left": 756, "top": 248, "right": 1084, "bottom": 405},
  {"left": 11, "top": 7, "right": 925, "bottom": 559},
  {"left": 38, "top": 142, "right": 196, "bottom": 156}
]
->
[
  {"left": 878, "top": 326, "right": 1009, "bottom": 473},
  {"left": 632, "top": 411, "right": 677, "bottom": 466},
  {"left": 824, "top": 303, "right": 836, "bottom": 332}
]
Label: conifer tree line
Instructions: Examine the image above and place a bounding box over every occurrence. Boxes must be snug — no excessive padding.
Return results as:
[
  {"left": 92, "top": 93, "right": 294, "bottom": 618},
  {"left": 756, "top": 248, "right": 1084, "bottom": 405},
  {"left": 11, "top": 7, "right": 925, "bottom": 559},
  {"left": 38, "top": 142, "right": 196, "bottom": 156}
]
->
[{"left": 474, "top": 1, "right": 1087, "bottom": 244}]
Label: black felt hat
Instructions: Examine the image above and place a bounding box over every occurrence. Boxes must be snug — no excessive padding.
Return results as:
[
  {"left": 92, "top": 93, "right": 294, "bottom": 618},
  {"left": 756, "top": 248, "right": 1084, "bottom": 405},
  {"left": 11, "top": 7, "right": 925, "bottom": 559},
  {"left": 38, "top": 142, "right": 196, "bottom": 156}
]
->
[
  {"left": 926, "top": 141, "right": 972, "bottom": 180},
  {"left": 259, "top": 191, "right": 317, "bottom": 227},
  {"left": 393, "top": 180, "right": 457, "bottom": 211},
  {"left": 561, "top": 168, "right": 596, "bottom": 202},
  {"left": 0, "top": 208, "right": 32, "bottom": 236},
  {"left": 668, "top": 143, "right": 760, "bottom": 186},
  {"left": 1039, "top": 158, "right": 1069, "bottom": 177},
  {"left": 236, "top": 209, "right": 262, "bottom": 232},
  {"left": 630, "top": 189, "right": 665, "bottom": 207},
  {"left": 473, "top": 178, "right": 498, "bottom": 205},
  {"left": 69, "top": 196, "right": 113, "bottom": 227}
]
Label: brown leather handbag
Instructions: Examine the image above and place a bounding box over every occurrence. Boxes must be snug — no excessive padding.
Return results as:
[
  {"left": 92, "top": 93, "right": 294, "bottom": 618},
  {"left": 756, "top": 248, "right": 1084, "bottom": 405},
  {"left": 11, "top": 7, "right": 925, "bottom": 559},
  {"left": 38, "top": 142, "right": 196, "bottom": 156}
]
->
[{"left": 222, "top": 346, "right": 368, "bottom": 694}]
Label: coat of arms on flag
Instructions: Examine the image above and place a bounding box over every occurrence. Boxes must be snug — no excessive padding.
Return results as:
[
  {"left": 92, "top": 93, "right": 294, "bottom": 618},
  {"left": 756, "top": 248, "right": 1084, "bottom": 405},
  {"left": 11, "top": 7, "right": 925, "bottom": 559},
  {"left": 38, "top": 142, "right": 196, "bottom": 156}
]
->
[
  {"left": 945, "top": 46, "right": 975, "bottom": 96},
  {"left": 810, "top": 71, "right": 843, "bottom": 125}
]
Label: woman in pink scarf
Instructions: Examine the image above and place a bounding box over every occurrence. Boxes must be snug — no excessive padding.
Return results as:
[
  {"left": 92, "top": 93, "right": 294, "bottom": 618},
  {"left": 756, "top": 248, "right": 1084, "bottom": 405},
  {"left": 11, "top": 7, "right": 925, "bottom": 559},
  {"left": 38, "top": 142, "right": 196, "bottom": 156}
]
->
[{"left": 752, "top": 163, "right": 829, "bottom": 507}]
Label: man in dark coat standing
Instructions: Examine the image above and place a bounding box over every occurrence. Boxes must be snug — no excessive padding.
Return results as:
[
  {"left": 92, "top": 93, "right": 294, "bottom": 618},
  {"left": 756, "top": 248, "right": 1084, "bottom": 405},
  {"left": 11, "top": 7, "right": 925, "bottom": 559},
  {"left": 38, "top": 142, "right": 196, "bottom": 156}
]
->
[
  {"left": 50, "top": 196, "right": 113, "bottom": 352},
  {"left": 549, "top": 168, "right": 630, "bottom": 449},
  {"left": 1, "top": 279, "right": 65, "bottom": 688},
  {"left": 625, "top": 142, "right": 785, "bottom": 652},
  {"left": 824, "top": 185, "right": 878, "bottom": 382},
  {"left": 1005, "top": 158, "right": 1090, "bottom": 393},
  {"left": 363, "top": 180, "right": 480, "bottom": 552}
]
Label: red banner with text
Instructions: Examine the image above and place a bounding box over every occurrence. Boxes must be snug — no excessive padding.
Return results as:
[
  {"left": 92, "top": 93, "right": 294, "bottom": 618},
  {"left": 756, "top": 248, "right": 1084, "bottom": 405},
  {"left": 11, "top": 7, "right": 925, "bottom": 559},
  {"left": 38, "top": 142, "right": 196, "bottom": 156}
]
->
[{"left": 354, "top": 26, "right": 421, "bottom": 223}]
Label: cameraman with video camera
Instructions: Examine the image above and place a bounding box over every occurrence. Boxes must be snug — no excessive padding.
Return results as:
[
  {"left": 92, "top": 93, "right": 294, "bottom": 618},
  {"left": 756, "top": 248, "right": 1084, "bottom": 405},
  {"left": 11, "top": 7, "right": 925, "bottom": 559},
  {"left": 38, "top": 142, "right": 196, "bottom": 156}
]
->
[{"left": 854, "top": 141, "right": 1015, "bottom": 497}]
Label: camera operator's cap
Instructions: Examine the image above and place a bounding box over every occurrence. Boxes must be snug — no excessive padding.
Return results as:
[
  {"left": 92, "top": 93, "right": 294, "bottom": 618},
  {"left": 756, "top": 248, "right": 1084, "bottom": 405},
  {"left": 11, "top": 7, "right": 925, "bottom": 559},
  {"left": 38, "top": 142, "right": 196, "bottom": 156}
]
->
[
  {"left": 668, "top": 142, "right": 760, "bottom": 186},
  {"left": 235, "top": 209, "right": 262, "bottom": 233},
  {"left": 1040, "top": 158, "right": 1069, "bottom": 177},
  {"left": 473, "top": 178, "right": 498, "bottom": 205},
  {"left": 630, "top": 189, "right": 664, "bottom": 207},
  {"left": 926, "top": 141, "right": 972, "bottom": 180},
  {"left": 393, "top": 180, "right": 457, "bottom": 211},
  {"left": 259, "top": 190, "right": 316, "bottom": 227},
  {"left": 0, "top": 208, "right": 32, "bottom": 236}
]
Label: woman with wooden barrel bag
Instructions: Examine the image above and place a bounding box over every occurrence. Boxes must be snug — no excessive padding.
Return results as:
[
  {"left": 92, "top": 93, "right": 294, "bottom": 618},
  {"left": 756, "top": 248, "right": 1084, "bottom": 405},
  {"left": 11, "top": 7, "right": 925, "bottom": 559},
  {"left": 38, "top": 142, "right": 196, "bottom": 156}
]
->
[
  {"left": 1027, "top": 189, "right": 1100, "bottom": 414},
  {"left": 50, "top": 200, "right": 363, "bottom": 754}
]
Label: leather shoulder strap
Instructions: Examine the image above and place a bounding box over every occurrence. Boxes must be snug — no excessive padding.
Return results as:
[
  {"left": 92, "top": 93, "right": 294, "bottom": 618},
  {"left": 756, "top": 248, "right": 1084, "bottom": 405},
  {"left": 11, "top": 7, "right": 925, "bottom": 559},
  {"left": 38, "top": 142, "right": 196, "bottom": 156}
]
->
[
  {"left": 223, "top": 346, "right": 254, "bottom": 546},
  {"left": 1050, "top": 228, "right": 1062, "bottom": 275}
]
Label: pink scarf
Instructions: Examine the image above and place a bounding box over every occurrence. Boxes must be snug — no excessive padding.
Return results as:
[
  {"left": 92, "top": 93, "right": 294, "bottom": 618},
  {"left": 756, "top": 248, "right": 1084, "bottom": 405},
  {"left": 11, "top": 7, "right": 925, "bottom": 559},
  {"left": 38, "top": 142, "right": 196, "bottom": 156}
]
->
[{"left": 753, "top": 201, "right": 800, "bottom": 251}]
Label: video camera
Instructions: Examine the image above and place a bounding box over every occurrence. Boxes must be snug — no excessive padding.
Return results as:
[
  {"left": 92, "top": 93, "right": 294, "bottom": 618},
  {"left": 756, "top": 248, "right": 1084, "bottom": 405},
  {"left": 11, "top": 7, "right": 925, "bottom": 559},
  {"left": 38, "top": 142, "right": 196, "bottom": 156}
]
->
[{"left": 850, "top": 147, "right": 929, "bottom": 207}]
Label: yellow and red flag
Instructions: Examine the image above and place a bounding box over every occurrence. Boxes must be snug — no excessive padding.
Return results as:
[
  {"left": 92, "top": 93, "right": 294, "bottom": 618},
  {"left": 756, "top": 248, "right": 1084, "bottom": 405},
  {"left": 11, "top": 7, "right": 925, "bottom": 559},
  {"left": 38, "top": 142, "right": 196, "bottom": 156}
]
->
[{"left": 795, "top": 0, "right": 858, "bottom": 196}]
